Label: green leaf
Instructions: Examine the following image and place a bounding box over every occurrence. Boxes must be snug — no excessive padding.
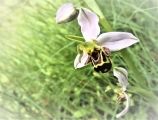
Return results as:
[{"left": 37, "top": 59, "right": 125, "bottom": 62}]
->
[{"left": 65, "top": 35, "right": 85, "bottom": 43}]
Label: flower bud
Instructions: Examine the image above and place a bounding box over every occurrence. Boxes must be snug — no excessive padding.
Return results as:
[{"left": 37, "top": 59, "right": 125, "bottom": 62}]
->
[{"left": 56, "top": 3, "right": 79, "bottom": 24}]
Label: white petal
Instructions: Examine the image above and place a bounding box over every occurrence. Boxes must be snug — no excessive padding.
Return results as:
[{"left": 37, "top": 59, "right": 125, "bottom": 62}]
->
[
  {"left": 74, "top": 53, "right": 89, "bottom": 69},
  {"left": 77, "top": 8, "right": 100, "bottom": 41},
  {"left": 113, "top": 67, "right": 129, "bottom": 91},
  {"left": 56, "top": 3, "right": 78, "bottom": 24},
  {"left": 116, "top": 92, "right": 130, "bottom": 118},
  {"left": 96, "top": 32, "right": 139, "bottom": 51}
]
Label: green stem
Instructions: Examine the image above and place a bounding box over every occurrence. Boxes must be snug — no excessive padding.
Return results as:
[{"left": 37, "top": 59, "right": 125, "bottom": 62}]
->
[
  {"left": 120, "top": 49, "right": 147, "bottom": 89},
  {"left": 99, "top": 18, "right": 113, "bottom": 32}
]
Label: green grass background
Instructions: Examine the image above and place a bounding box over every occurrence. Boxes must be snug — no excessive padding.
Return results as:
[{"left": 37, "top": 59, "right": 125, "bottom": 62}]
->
[{"left": 0, "top": 0, "right": 158, "bottom": 119}]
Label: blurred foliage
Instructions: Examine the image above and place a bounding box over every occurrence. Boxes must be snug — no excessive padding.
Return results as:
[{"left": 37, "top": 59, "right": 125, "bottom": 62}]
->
[{"left": 0, "top": 0, "right": 158, "bottom": 119}]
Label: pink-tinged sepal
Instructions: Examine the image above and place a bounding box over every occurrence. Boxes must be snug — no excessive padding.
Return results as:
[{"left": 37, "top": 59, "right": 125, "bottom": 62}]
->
[
  {"left": 77, "top": 8, "right": 100, "bottom": 41},
  {"left": 97, "top": 32, "right": 139, "bottom": 51},
  {"left": 74, "top": 53, "right": 89, "bottom": 69}
]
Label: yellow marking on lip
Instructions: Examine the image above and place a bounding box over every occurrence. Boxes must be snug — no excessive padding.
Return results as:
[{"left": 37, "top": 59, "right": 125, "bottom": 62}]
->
[{"left": 92, "top": 50, "right": 111, "bottom": 68}]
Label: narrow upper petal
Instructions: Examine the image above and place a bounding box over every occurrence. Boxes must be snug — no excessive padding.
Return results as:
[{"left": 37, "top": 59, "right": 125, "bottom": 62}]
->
[
  {"left": 77, "top": 8, "right": 100, "bottom": 41},
  {"left": 113, "top": 67, "right": 129, "bottom": 91},
  {"left": 56, "top": 3, "right": 78, "bottom": 24},
  {"left": 96, "top": 32, "right": 139, "bottom": 51},
  {"left": 74, "top": 53, "right": 89, "bottom": 69},
  {"left": 116, "top": 92, "right": 130, "bottom": 118}
]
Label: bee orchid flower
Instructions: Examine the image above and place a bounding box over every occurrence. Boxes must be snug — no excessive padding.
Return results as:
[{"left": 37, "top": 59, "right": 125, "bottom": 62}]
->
[
  {"left": 74, "top": 8, "right": 139, "bottom": 73},
  {"left": 113, "top": 67, "right": 130, "bottom": 118},
  {"left": 56, "top": 3, "right": 139, "bottom": 73}
]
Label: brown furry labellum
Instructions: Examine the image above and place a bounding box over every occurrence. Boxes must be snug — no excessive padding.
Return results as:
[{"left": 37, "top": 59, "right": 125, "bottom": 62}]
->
[
  {"left": 85, "top": 47, "right": 112, "bottom": 73},
  {"left": 117, "top": 93, "right": 127, "bottom": 104}
]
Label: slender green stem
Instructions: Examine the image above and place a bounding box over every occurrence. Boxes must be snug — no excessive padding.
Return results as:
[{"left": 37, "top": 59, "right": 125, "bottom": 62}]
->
[
  {"left": 120, "top": 49, "right": 147, "bottom": 89},
  {"left": 99, "top": 18, "right": 113, "bottom": 32}
]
